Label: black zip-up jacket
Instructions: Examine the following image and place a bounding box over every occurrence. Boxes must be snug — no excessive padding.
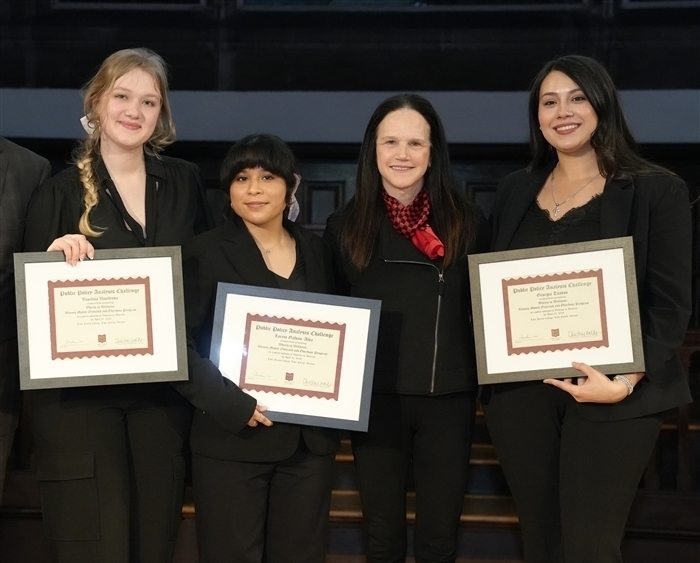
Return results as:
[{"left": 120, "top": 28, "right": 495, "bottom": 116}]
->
[{"left": 324, "top": 202, "right": 490, "bottom": 395}]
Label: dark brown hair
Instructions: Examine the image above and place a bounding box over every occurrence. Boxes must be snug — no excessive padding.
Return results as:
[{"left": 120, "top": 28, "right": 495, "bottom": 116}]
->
[
  {"left": 528, "top": 55, "right": 670, "bottom": 178},
  {"left": 341, "top": 93, "right": 476, "bottom": 270}
]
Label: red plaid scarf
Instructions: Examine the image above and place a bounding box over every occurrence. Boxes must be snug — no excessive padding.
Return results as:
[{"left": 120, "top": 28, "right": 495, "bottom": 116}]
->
[{"left": 382, "top": 189, "right": 445, "bottom": 260}]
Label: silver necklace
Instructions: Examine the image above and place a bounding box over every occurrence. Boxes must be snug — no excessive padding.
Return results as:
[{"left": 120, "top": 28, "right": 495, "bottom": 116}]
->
[
  {"left": 550, "top": 166, "right": 600, "bottom": 218},
  {"left": 253, "top": 233, "right": 285, "bottom": 255}
]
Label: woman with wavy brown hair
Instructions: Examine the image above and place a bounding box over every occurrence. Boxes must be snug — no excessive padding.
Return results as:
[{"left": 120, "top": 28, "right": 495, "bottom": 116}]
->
[
  {"left": 482, "top": 55, "right": 693, "bottom": 563},
  {"left": 22, "top": 48, "right": 212, "bottom": 563}
]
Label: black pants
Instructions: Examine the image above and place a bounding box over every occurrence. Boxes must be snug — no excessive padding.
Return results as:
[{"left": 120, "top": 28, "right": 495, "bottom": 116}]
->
[
  {"left": 483, "top": 381, "right": 664, "bottom": 563},
  {"left": 0, "top": 338, "right": 20, "bottom": 505},
  {"left": 34, "top": 384, "right": 192, "bottom": 563},
  {"left": 351, "top": 392, "right": 476, "bottom": 563},
  {"left": 192, "top": 444, "right": 335, "bottom": 563}
]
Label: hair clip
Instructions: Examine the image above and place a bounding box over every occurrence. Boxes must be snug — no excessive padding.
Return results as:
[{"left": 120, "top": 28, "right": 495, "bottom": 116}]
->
[
  {"left": 80, "top": 115, "right": 95, "bottom": 135},
  {"left": 288, "top": 174, "right": 302, "bottom": 221}
]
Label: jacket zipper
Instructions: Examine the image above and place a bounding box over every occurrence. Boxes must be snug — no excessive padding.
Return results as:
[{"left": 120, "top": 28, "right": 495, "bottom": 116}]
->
[
  {"left": 431, "top": 272, "right": 445, "bottom": 393},
  {"left": 384, "top": 259, "right": 445, "bottom": 394}
]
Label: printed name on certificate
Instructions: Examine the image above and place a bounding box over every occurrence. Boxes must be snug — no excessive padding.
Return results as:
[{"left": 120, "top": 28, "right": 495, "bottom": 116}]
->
[
  {"left": 240, "top": 313, "right": 346, "bottom": 400},
  {"left": 48, "top": 277, "right": 153, "bottom": 360}
]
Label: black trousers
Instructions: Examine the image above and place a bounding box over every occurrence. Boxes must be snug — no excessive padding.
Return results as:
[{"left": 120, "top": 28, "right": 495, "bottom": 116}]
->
[
  {"left": 34, "top": 384, "right": 192, "bottom": 563},
  {"left": 483, "top": 381, "right": 664, "bottom": 563},
  {"left": 351, "top": 392, "right": 476, "bottom": 563},
  {"left": 0, "top": 338, "right": 20, "bottom": 505},
  {"left": 192, "top": 443, "right": 335, "bottom": 563}
]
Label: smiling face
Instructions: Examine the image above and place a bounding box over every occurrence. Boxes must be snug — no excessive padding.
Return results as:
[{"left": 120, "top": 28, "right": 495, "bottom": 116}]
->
[
  {"left": 538, "top": 70, "right": 599, "bottom": 158},
  {"left": 375, "top": 108, "right": 431, "bottom": 204},
  {"left": 98, "top": 68, "right": 162, "bottom": 154},
  {"left": 229, "top": 167, "right": 288, "bottom": 231}
]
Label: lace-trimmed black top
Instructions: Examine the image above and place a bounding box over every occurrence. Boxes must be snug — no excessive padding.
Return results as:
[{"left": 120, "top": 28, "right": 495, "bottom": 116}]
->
[{"left": 509, "top": 193, "right": 602, "bottom": 250}]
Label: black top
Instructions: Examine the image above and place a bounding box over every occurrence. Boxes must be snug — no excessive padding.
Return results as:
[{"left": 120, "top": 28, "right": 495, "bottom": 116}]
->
[
  {"left": 21, "top": 153, "right": 214, "bottom": 401},
  {"left": 488, "top": 165, "right": 692, "bottom": 421},
  {"left": 510, "top": 194, "right": 602, "bottom": 250},
  {"left": 23, "top": 155, "right": 212, "bottom": 252},
  {"left": 273, "top": 245, "right": 306, "bottom": 292}
]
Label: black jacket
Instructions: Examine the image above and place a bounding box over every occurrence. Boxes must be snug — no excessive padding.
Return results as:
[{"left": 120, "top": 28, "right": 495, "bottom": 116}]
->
[
  {"left": 174, "top": 214, "right": 340, "bottom": 462},
  {"left": 1, "top": 138, "right": 51, "bottom": 341},
  {"left": 324, "top": 201, "right": 490, "bottom": 395},
  {"left": 23, "top": 155, "right": 212, "bottom": 252},
  {"left": 487, "top": 165, "right": 693, "bottom": 421},
  {"left": 22, "top": 153, "right": 213, "bottom": 404}
]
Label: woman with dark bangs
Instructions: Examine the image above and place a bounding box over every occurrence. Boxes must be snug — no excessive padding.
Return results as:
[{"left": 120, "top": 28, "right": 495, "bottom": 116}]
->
[{"left": 175, "top": 134, "right": 339, "bottom": 563}]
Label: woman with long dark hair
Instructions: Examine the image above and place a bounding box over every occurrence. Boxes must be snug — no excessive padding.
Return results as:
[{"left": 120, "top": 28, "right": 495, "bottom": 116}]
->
[
  {"left": 482, "top": 55, "right": 693, "bottom": 563},
  {"left": 22, "top": 48, "right": 213, "bottom": 562},
  {"left": 324, "top": 93, "right": 490, "bottom": 563}
]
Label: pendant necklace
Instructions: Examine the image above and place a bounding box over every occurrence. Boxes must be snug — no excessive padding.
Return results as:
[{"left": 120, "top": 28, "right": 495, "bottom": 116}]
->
[
  {"left": 550, "top": 165, "right": 601, "bottom": 218},
  {"left": 253, "top": 232, "right": 285, "bottom": 255}
]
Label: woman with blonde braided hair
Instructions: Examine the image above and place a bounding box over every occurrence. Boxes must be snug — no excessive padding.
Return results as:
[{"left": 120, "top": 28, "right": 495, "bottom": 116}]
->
[{"left": 22, "top": 48, "right": 213, "bottom": 563}]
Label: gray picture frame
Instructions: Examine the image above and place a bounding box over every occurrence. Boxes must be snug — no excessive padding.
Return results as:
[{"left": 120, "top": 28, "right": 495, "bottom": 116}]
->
[
  {"left": 468, "top": 237, "right": 645, "bottom": 384},
  {"left": 14, "top": 246, "right": 188, "bottom": 390},
  {"left": 210, "top": 283, "right": 381, "bottom": 432}
]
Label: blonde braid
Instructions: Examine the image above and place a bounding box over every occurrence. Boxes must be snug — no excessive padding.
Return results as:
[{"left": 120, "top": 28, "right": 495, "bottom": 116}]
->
[
  {"left": 73, "top": 48, "right": 176, "bottom": 237},
  {"left": 76, "top": 135, "right": 104, "bottom": 237}
]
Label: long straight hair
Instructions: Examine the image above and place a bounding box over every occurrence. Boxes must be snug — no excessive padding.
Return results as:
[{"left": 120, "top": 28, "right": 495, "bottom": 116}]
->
[
  {"left": 341, "top": 93, "right": 476, "bottom": 270},
  {"left": 528, "top": 55, "right": 670, "bottom": 178},
  {"left": 74, "top": 48, "right": 176, "bottom": 237}
]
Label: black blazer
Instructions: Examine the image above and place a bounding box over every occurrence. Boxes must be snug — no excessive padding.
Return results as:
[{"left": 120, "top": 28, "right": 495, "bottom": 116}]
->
[
  {"left": 22, "top": 153, "right": 214, "bottom": 405},
  {"left": 0, "top": 138, "right": 51, "bottom": 341},
  {"left": 489, "top": 165, "right": 693, "bottom": 421},
  {"left": 174, "top": 214, "right": 340, "bottom": 462}
]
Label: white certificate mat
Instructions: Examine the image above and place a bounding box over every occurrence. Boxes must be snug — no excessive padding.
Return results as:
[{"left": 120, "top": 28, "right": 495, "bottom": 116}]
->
[
  {"left": 468, "top": 237, "right": 644, "bottom": 384},
  {"left": 14, "top": 247, "right": 188, "bottom": 389},
  {"left": 211, "top": 283, "right": 381, "bottom": 432}
]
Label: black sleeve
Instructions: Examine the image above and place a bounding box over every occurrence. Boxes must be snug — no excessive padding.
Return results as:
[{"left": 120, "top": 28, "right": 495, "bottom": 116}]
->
[
  {"left": 638, "top": 175, "right": 693, "bottom": 381},
  {"left": 470, "top": 203, "right": 492, "bottom": 255},
  {"left": 170, "top": 235, "right": 257, "bottom": 434},
  {"left": 22, "top": 173, "right": 78, "bottom": 252},
  {"left": 322, "top": 213, "right": 351, "bottom": 296},
  {"left": 189, "top": 162, "right": 215, "bottom": 235}
]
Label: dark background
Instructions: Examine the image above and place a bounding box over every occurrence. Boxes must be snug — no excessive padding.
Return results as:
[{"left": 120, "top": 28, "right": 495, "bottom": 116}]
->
[{"left": 2, "top": 0, "right": 698, "bottom": 323}]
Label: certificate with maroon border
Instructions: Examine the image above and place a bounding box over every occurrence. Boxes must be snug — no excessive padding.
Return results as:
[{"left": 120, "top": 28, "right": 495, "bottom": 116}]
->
[
  {"left": 210, "top": 283, "right": 380, "bottom": 431},
  {"left": 468, "top": 237, "right": 644, "bottom": 384},
  {"left": 14, "top": 247, "right": 187, "bottom": 390}
]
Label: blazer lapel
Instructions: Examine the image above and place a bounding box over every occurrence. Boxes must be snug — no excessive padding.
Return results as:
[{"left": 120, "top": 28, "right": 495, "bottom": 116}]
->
[
  {"left": 220, "top": 217, "right": 279, "bottom": 288},
  {"left": 495, "top": 166, "right": 551, "bottom": 251},
  {"left": 287, "top": 222, "right": 326, "bottom": 293},
  {"left": 599, "top": 177, "right": 634, "bottom": 239}
]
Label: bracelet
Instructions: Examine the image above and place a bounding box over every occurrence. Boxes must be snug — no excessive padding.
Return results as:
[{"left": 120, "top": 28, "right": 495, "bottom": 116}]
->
[{"left": 613, "top": 375, "right": 634, "bottom": 396}]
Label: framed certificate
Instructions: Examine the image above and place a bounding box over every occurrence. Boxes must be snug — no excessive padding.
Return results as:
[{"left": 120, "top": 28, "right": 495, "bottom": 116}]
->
[
  {"left": 468, "top": 237, "right": 644, "bottom": 384},
  {"left": 14, "top": 247, "right": 187, "bottom": 390},
  {"left": 211, "top": 283, "right": 381, "bottom": 431}
]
